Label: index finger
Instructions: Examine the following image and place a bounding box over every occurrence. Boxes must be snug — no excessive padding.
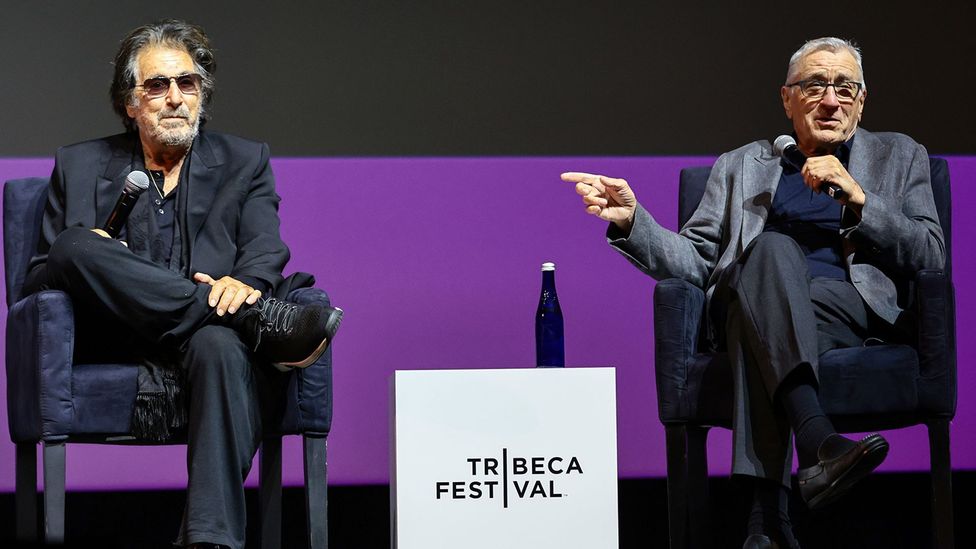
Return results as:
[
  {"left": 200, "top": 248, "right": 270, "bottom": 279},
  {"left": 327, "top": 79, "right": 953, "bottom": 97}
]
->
[{"left": 561, "top": 172, "right": 602, "bottom": 183}]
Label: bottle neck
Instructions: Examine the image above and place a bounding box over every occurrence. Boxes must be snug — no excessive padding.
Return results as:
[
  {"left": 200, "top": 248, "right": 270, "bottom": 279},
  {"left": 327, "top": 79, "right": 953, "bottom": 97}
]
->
[
  {"left": 540, "top": 270, "right": 558, "bottom": 303},
  {"left": 541, "top": 270, "right": 556, "bottom": 290}
]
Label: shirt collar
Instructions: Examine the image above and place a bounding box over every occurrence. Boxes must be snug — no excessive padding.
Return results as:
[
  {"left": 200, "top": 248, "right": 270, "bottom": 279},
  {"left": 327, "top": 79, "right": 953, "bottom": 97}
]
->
[
  {"left": 781, "top": 131, "right": 856, "bottom": 171},
  {"left": 835, "top": 131, "right": 855, "bottom": 166}
]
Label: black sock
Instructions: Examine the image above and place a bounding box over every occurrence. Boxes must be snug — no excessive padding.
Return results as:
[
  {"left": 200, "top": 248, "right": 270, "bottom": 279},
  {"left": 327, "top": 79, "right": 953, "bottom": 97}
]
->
[
  {"left": 776, "top": 366, "right": 847, "bottom": 468},
  {"left": 747, "top": 477, "right": 797, "bottom": 547}
]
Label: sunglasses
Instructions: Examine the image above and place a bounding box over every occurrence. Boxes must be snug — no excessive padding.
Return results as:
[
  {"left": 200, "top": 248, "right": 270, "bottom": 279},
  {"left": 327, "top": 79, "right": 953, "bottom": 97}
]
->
[{"left": 133, "top": 73, "right": 203, "bottom": 99}]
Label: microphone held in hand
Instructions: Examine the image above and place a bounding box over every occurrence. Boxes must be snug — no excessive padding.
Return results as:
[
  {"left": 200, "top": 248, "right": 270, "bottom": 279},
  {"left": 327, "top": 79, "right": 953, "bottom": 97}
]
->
[
  {"left": 772, "top": 135, "right": 846, "bottom": 200},
  {"left": 102, "top": 171, "right": 150, "bottom": 238}
]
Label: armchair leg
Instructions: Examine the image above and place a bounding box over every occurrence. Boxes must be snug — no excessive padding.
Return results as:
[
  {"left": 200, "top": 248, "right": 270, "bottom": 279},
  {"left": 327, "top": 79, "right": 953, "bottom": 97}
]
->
[
  {"left": 260, "top": 436, "right": 284, "bottom": 549},
  {"left": 303, "top": 435, "right": 328, "bottom": 549},
  {"left": 42, "top": 441, "right": 66, "bottom": 544},
  {"left": 928, "top": 419, "right": 954, "bottom": 549},
  {"left": 665, "top": 424, "right": 710, "bottom": 549},
  {"left": 15, "top": 443, "right": 38, "bottom": 542}
]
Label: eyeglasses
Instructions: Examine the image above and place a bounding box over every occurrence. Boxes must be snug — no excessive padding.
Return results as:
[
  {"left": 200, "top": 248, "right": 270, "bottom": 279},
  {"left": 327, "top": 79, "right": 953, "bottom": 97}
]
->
[
  {"left": 786, "top": 79, "right": 863, "bottom": 103},
  {"left": 132, "top": 73, "right": 202, "bottom": 99}
]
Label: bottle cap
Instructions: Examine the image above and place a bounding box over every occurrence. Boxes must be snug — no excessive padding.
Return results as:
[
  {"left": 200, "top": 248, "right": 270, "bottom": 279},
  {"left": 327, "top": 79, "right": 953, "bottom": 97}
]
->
[{"left": 541, "top": 262, "right": 555, "bottom": 271}]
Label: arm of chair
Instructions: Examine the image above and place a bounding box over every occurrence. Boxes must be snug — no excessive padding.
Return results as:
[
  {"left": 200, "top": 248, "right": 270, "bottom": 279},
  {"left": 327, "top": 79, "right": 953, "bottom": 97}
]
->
[
  {"left": 653, "top": 278, "right": 706, "bottom": 422},
  {"left": 5, "top": 290, "right": 75, "bottom": 443},
  {"left": 276, "top": 287, "right": 334, "bottom": 436},
  {"left": 914, "top": 269, "right": 956, "bottom": 415}
]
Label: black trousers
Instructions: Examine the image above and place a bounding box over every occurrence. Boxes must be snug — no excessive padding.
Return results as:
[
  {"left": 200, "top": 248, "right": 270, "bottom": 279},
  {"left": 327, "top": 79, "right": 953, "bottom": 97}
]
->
[
  {"left": 712, "top": 232, "right": 886, "bottom": 487},
  {"left": 46, "top": 227, "right": 286, "bottom": 549}
]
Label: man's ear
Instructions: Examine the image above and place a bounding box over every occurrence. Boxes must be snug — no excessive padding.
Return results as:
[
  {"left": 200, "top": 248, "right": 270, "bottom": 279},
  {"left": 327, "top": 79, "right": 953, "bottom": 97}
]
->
[
  {"left": 780, "top": 86, "right": 793, "bottom": 120},
  {"left": 856, "top": 89, "right": 867, "bottom": 122}
]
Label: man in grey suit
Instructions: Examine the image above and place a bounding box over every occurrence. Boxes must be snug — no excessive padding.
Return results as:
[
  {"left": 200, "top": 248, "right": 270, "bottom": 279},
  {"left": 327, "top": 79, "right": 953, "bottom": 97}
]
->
[{"left": 564, "top": 37, "right": 944, "bottom": 548}]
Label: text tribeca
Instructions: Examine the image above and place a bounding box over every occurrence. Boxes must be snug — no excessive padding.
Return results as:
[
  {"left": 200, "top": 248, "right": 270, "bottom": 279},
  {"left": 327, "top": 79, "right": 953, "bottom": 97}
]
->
[{"left": 435, "top": 449, "right": 584, "bottom": 508}]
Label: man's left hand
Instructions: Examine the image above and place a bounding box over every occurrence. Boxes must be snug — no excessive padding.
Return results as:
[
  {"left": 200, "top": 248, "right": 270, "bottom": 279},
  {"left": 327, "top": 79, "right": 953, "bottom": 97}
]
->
[
  {"left": 193, "top": 272, "right": 262, "bottom": 316},
  {"left": 801, "top": 155, "right": 866, "bottom": 213}
]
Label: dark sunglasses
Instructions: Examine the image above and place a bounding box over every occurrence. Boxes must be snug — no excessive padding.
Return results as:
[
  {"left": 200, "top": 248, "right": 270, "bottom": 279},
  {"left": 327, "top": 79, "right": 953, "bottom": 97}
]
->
[{"left": 132, "top": 73, "right": 202, "bottom": 99}]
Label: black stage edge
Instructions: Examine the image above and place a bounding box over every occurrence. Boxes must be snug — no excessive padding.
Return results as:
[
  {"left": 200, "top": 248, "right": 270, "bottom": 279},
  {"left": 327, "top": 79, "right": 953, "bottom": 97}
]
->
[{"left": 1, "top": 472, "right": 971, "bottom": 548}]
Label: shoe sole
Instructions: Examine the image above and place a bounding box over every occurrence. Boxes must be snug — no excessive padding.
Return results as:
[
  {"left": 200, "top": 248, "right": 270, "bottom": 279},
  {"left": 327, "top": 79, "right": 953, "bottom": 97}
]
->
[
  {"left": 805, "top": 434, "right": 889, "bottom": 510},
  {"left": 273, "top": 307, "right": 344, "bottom": 371}
]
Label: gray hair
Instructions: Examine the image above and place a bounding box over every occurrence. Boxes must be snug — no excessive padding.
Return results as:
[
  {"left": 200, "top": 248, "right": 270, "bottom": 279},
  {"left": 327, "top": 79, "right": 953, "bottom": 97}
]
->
[
  {"left": 110, "top": 19, "right": 216, "bottom": 131},
  {"left": 785, "top": 37, "right": 866, "bottom": 91}
]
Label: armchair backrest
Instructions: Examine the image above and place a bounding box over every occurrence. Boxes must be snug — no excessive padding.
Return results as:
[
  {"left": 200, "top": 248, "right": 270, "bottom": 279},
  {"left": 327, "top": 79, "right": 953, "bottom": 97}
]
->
[
  {"left": 3, "top": 177, "right": 51, "bottom": 306},
  {"left": 677, "top": 157, "right": 953, "bottom": 276}
]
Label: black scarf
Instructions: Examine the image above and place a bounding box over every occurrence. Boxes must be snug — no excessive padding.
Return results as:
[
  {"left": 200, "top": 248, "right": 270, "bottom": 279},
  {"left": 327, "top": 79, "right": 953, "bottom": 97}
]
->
[{"left": 126, "top": 147, "right": 192, "bottom": 441}]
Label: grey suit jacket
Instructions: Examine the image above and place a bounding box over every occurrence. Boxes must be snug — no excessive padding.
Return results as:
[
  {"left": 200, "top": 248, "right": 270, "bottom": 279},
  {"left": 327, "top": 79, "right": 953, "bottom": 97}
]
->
[{"left": 610, "top": 128, "right": 945, "bottom": 327}]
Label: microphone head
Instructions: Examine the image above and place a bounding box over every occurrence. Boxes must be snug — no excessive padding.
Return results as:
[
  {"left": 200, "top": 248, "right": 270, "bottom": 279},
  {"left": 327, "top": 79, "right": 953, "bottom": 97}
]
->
[
  {"left": 123, "top": 170, "right": 151, "bottom": 195},
  {"left": 772, "top": 134, "right": 797, "bottom": 158}
]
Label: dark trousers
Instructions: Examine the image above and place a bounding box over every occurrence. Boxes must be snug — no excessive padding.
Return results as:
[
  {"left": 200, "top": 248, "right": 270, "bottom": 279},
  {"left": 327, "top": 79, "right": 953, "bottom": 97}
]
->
[
  {"left": 46, "top": 227, "right": 285, "bottom": 549},
  {"left": 712, "top": 232, "right": 880, "bottom": 486}
]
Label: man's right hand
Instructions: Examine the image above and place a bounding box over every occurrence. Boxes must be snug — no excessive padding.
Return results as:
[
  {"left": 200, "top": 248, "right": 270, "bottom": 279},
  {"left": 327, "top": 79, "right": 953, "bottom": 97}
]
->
[
  {"left": 90, "top": 227, "right": 128, "bottom": 247},
  {"left": 561, "top": 172, "right": 638, "bottom": 232},
  {"left": 193, "top": 272, "right": 262, "bottom": 317}
]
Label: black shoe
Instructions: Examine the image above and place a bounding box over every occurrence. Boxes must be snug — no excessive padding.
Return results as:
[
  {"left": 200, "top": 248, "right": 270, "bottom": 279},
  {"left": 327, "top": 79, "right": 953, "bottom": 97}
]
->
[
  {"left": 743, "top": 534, "right": 775, "bottom": 549},
  {"left": 742, "top": 534, "right": 801, "bottom": 549},
  {"left": 236, "top": 297, "right": 343, "bottom": 370},
  {"left": 797, "top": 433, "right": 889, "bottom": 510}
]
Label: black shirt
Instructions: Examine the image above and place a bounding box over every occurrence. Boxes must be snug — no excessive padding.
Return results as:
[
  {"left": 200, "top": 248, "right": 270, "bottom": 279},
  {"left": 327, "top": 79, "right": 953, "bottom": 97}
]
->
[{"left": 126, "top": 151, "right": 188, "bottom": 276}]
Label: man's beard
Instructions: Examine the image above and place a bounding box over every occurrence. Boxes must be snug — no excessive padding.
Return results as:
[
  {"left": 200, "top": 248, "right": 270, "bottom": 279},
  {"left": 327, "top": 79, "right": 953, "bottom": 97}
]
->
[{"left": 142, "top": 104, "right": 202, "bottom": 148}]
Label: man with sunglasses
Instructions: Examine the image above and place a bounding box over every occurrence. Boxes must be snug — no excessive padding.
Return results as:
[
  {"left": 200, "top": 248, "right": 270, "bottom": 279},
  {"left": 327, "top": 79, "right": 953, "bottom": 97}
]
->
[
  {"left": 565, "top": 37, "right": 944, "bottom": 548},
  {"left": 23, "top": 20, "right": 342, "bottom": 549}
]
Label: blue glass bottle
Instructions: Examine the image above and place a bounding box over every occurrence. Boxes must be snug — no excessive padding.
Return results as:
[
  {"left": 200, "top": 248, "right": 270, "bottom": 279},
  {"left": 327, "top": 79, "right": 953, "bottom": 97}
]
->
[{"left": 535, "top": 262, "right": 565, "bottom": 367}]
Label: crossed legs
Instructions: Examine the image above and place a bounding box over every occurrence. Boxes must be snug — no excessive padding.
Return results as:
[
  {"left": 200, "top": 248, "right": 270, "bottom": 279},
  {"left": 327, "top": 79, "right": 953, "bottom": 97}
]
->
[
  {"left": 46, "top": 227, "right": 284, "bottom": 548},
  {"left": 715, "top": 232, "right": 885, "bottom": 546}
]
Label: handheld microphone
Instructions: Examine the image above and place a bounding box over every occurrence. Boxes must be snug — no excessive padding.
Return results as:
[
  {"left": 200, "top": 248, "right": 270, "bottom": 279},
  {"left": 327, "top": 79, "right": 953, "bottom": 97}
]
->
[
  {"left": 772, "top": 135, "right": 846, "bottom": 200},
  {"left": 102, "top": 171, "right": 150, "bottom": 238}
]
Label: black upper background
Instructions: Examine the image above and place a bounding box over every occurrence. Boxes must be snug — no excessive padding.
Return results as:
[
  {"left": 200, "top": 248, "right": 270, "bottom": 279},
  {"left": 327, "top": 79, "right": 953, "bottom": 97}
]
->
[{"left": 3, "top": 1, "right": 973, "bottom": 157}]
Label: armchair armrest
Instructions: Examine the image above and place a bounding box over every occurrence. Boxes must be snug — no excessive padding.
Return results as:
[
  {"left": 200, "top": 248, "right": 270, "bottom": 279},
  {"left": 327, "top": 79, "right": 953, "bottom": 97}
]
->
[
  {"left": 653, "top": 278, "right": 706, "bottom": 421},
  {"left": 915, "top": 269, "right": 956, "bottom": 415},
  {"left": 276, "top": 287, "right": 334, "bottom": 436},
  {"left": 6, "top": 290, "right": 75, "bottom": 443}
]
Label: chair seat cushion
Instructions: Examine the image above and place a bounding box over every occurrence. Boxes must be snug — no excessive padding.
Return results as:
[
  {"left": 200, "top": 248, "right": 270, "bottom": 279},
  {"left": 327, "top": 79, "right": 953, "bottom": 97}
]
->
[
  {"left": 818, "top": 344, "right": 919, "bottom": 416},
  {"left": 71, "top": 363, "right": 141, "bottom": 436},
  {"left": 663, "top": 344, "right": 920, "bottom": 427},
  {"left": 68, "top": 359, "right": 326, "bottom": 440}
]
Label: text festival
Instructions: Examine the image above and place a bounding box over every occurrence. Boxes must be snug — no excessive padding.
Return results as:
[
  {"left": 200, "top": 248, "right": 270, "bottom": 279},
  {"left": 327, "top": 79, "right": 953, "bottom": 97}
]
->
[{"left": 435, "top": 450, "right": 583, "bottom": 508}]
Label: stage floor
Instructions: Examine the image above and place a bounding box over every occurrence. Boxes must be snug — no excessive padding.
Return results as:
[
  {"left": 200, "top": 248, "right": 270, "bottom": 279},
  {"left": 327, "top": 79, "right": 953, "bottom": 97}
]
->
[{"left": 1, "top": 472, "right": 969, "bottom": 548}]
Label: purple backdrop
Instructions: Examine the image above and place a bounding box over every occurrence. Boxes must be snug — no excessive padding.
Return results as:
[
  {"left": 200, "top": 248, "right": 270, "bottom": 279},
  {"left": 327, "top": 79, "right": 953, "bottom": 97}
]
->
[{"left": 0, "top": 156, "right": 973, "bottom": 491}]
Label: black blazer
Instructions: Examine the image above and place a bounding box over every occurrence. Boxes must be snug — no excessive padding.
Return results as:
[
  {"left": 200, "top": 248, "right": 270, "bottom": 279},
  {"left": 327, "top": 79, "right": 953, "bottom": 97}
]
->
[{"left": 25, "top": 130, "right": 290, "bottom": 294}]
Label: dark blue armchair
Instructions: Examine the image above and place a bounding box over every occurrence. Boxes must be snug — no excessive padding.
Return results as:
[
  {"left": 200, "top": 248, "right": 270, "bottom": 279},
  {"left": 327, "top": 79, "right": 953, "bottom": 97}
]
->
[
  {"left": 653, "top": 158, "right": 956, "bottom": 549},
  {"left": 4, "top": 177, "right": 334, "bottom": 548}
]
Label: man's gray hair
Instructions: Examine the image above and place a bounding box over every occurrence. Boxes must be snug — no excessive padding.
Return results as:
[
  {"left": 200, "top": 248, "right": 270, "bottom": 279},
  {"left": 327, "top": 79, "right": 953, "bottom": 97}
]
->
[
  {"left": 110, "top": 19, "right": 216, "bottom": 132},
  {"left": 785, "top": 37, "right": 866, "bottom": 90}
]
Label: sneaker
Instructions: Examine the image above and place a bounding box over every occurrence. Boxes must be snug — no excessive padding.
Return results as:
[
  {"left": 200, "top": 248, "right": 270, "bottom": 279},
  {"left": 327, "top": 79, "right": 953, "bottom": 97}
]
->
[{"left": 236, "top": 297, "right": 343, "bottom": 370}]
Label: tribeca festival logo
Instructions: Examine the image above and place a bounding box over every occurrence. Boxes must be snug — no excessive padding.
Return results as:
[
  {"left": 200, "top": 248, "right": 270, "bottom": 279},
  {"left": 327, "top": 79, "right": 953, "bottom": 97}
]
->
[{"left": 434, "top": 448, "right": 583, "bottom": 508}]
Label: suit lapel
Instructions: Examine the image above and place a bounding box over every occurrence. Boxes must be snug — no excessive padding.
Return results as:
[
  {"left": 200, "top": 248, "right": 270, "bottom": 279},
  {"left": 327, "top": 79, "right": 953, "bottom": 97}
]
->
[
  {"left": 741, "top": 142, "right": 782, "bottom": 249},
  {"left": 95, "top": 141, "right": 136, "bottom": 229},
  {"left": 185, "top": 131, "right": 223, "bottom": 252},
  {"left": 847, "top": 128, "right": 886, "bottom": 197}
]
